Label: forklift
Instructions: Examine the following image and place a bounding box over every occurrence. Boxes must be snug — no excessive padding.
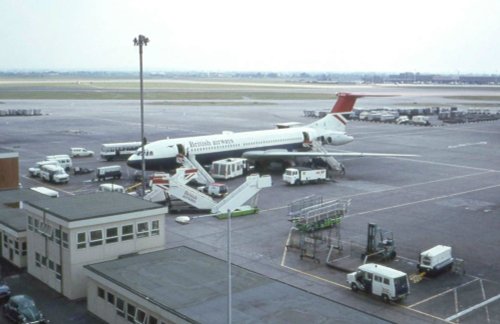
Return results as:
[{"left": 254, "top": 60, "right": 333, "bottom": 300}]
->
[{"left": 361, "top": 223, "right": 396, "bottom": 262}]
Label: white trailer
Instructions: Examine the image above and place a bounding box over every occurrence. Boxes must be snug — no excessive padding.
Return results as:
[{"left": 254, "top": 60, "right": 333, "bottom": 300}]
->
[
  {"left": 417, "top": 245, "right": 454, "bottom": 275},
  {"left": 40, "top": 165, "right": 69, "bottom": 184},
  {"left": 347, "top": 263, "right": 410, "bottom": 303},
  {"left": 210, "top": 158, "right": 250, "bottom": 180},
  {"left": 283, "top": 167, "right": 327, "bottom": 185}
]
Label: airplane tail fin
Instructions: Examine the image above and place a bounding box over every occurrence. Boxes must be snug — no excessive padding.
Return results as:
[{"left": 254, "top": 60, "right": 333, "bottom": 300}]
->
[{"left": 331, "top": 92, "right": 365, "bottom": 113}]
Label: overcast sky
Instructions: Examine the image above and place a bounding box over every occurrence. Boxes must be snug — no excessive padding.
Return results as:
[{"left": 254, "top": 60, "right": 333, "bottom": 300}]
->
[{"left": 1, "top": 0, "right": 499, "bottom": 74}]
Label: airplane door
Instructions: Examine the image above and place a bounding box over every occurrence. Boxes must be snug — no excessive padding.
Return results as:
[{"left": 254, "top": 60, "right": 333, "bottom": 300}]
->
[
  {"left": 176, "top": 144, "right": 185, "bottom": 156},
  {"left": 302, "top": 132, "right": 312, "bottom": 146}
]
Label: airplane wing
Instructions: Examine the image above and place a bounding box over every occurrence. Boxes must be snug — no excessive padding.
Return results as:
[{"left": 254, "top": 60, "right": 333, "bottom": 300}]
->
[{"left": 242, "top": 149, "right": 418, "bottom": 159}]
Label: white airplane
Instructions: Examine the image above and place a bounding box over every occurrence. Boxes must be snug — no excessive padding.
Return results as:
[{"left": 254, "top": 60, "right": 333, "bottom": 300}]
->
[{"left": 127, "top": 93, "right": 416, "bottom": 173}]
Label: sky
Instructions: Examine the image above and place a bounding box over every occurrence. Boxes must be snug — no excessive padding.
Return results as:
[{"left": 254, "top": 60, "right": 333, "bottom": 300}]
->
[{"left": 0, "top": 0, "right": 499, "bottom": 74}]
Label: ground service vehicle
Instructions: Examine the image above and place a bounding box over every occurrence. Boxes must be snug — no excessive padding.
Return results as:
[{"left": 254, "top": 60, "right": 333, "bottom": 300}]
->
[
  {"left": 98, "top": 183, "right": 125, "bottom": 193},
  {"left": 28, "top": 160, "right": 60, "bottom": 177},
  {"left": 411, "top": 115, "right": 430, "bottom": 125},
  {"left": 347, "top": 263, "right": 410, "bottom": 303},
  {"left": 2, "top": 294, "right": 47, "bottom": 323},
  {"left": 40, "top": 165, "right": 69, "bottom": 184},
  {"left": 46, "top": 155, "right": 72, "bottom": 171},
  {"left": 417, "top": 245, "right": 454, "bottom": 275},
  {"left": 96, "top": 165, "right": 122, "bottom": 181},
  {"left": 197, "top": 183, "right": 228, "bottom": 197},
  {"left": 100, "top": 142, "right": 141, "bottom": 161},
  {"left": 283, "top": 167, "right": 327, "bottom": 185},
  {"left": 210, "top": 158, "right": 250, "bottom": 179},
  {"left": 30, "top": 187, "right": 59, "bottom": 198},
  {"left": 0, "top": 280, "right": 11, "bottom": 303},
  {"left": 70, "top": 147, "right": 94, "bottom": 157}
]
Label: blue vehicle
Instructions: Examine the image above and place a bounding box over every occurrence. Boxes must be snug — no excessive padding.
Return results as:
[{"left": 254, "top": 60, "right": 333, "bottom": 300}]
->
[{"left": 3, "top": 295, "right": 47, "bottom": 323}]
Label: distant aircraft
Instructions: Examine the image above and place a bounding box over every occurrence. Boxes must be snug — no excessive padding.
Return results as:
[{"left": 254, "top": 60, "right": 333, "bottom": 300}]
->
[{"left": 127, "top": 93, "right": 416, "bottom": 173}]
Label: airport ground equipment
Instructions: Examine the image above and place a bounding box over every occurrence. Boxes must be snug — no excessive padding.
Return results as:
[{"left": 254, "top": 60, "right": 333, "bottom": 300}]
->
[
  {"left": 72, "top": 166, "right": 93, "bottom": 175},
  {"left": 70, "top": 147, "right": 94, "bottom": 157},
  {"left": 287, "top": 199, "right": 349, "bottom": 262},
  {"left": 283, "top": 167, "right": 327, "bottom": 185},
  {"left": 144, "top": 168, "right": 272, "bottom": 214},
  {"left": 96, "top": 165, "right": 122, "bottom": 181},
  {"left": 177, "top": 152, "right": 215, "bottom": 185},
  {"left": 29, "top": 160, "right": 60, "bottom": 177},
  {"left": 288, "top": 195, "right": 323, "bottom": 218},
  {"left": 30, "top": 187, "right": 59, "bottom": 198},
  {"left": 417, "top": 245, "right": 454, "bottom": 275},
  {"left": 210, "top": 158, "right": 251, "bottom": 180},
  {"left": 46, "top": 154, "right": 72, "bottom": 171},
  {"left": 347, "top": 263, "right": 410, "bottom": 303},
  {"left": 100, "top": 141, "right": 141, "bottom": 161},
  {"left": 197, "top": 183, "right": 228, "bottom": 197},
  {"left": 362, "top": 223, "right": 396, "bottom": 262}
]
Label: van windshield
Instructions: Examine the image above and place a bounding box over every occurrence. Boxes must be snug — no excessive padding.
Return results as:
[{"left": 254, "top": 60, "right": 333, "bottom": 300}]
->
[{"left": 394, "top": 276, "right": 409, "bottom": 295}]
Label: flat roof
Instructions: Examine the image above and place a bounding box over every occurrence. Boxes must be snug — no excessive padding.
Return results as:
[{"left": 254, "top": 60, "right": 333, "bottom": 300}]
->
[
  {"left": 85, "top": 247, "right": 389, "bottom": 324},
  {"left": 0, "top": 208, "right": 28, "bottom": 232},
  {"left": 0, "top": 188, "right": 52, "bottom": 207},
  {"left": 26, "top": 192, "right": 164, "bottom": 222}
]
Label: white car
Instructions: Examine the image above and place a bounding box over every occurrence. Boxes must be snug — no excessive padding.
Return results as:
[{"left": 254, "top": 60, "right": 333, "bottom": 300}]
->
[{"left": 70, "top": 147, "right": 94, "bottom": 157}]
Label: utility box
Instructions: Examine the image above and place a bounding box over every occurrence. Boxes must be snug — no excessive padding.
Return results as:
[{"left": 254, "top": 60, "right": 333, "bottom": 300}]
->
[{"left": 418, "top": 245, "right": 453, "bottom": 275}]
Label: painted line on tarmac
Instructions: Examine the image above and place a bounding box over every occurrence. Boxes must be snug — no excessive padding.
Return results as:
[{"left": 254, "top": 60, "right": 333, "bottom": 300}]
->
[
  {"left": 408, "top": 278, "right": 479, "bottom": 308},
  {"left": 389, "top": 156, "right": 499, "bottom": 172},
  {"left": 346, "top": 183, "right": 500, "bottom": 218},
  {"left": 446, "top": 294, "right": 500, "bottom": 322}
]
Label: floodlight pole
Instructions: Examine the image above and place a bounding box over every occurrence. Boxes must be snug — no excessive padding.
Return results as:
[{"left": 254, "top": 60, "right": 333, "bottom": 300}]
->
[
  {"left": 227, "top": 209, "right": 232, "bottom": 324},
  {"left": 133, "top": 35, "right": 149, "bottom": 196}
]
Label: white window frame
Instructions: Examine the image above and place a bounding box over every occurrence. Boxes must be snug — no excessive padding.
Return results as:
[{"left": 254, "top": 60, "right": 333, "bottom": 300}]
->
[
  {"left": 105, "top": 227, "right": 119, "bottom": 244},
  {"left": 137, "top": 222, "right": 149, "bottom": 238},
  {"left": 77, "top": 232, "right": 86, "bottom": 249}
]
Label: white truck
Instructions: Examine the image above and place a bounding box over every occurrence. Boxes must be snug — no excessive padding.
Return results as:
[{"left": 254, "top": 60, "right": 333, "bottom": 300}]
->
[
  {"left": 28, "top": 160, "right": 60, "bottom": 177},
  {"left": 40, "top": 165, "right": 69, "bottom": 184},
  {"left": 417, "top": 245, "right": 454, "bottom": 275},
  {"left": 283, "top": 167, "right": 327, "bottom": 185},
  {"left": 46, "top": 154, "right": 73, "bottom": 171},
  {"left": 347, "top": 263, "right": 410, "bottom": 303},
  {"left": 197, "top": 183, "right": 228, "bottom": 197},
  {"left": 210, "top": 158, "right": 251, "bottom": 180},
  {"left": 96, "top": 165, "right": 122, "bottom": 181}
]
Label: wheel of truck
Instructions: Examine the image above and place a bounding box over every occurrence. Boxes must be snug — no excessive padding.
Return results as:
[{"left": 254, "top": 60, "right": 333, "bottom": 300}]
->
[
  {"left": 382, "top": 294, "right": 390, "bottom": 303},
  {"left": 389, "top": 251, "right": 396, "bottom": 260},
  {"left": 350, "top": 283, "right": 359, "bottom": 292}
]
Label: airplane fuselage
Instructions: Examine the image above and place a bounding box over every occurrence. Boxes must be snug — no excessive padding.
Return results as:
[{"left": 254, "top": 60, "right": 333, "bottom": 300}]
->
[{"left": 127, "top": 126, "right": 322, "bottom": 171}]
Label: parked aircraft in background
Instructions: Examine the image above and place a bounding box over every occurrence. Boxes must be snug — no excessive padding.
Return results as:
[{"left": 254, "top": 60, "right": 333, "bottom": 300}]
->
[{"left": 127, "top": 93, "right": 416, "bottom": 174}]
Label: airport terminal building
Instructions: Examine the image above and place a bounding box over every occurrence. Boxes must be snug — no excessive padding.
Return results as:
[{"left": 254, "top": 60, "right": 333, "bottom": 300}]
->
[{"left": 24, "top": 192, "right": 168, "bottom": 300}]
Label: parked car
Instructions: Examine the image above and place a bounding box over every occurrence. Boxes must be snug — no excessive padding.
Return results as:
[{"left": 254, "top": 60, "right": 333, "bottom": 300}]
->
[
  {"left": 2, "top": 295, "right": 47, "bottom": 323},
  {"left": 70, "top": 147, "right": 94, "bottom": 157},
  {"left": 0, "top": 280, "right": 11, "bottom": 303}
]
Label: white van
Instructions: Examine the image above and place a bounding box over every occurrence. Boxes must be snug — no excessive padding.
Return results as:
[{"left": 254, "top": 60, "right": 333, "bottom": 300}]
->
[
  {"left": 347, "top": 263, "right": 410, "bottom": 303},
  {"left": 28, "top": 160, "right": 60, "bottom": 177},
  {"left": 46, "top": 155, "right": 73, "bottom": 171},
  {"left": 70, "top": 147, "right": 94, "bottom": 157},
  {"left": 40, "top": 165, "right": 69, "bottom": 184},
  {"left": 98, "top": 183, "right": 126, "bottom": 193}
]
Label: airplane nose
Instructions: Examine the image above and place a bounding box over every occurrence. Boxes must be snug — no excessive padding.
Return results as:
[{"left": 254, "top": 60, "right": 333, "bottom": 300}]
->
[{"left": 126, "top": 156, "right": 141, "bottom": 170}]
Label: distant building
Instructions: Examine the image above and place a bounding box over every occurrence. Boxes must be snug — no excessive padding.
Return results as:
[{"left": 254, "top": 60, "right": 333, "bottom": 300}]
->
[{"left": 24, "top": 192, "right": 168, "bottom": 300}]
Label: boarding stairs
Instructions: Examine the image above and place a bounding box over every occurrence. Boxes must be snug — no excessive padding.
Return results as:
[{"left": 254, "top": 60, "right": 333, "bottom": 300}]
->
[
  {"left": 144, "top": 168, "right": 272, "bottom": 213},
  {"left": 178, "top": 152, "right": 215, "bottom": 185},
  {"left": 210, "top": 174, "right": 272, "bottom": 214},
  {"left": 311, "top": 141, "right": 345, "bottom": 175}
]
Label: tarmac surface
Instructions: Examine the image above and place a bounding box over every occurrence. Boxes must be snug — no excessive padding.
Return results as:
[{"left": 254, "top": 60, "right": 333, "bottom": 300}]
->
[{"left": 1, "top": 84, "right": 500, "bottom": 323}]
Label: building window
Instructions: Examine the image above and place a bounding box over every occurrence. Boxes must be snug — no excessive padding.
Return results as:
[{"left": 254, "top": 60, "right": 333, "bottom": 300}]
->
[
  {"left": 62, "top": 232, "right": 69, "bottom": 248},
  {"left": 127, "top": 304, "right": 136, "bottom": 322},
  {"left": 56, "top": 264, "right": 62, "bottom": 280},
  {"left": 34, "top": 219, "right": 39, "bottom": 233},
  {"left": 54, "top": 228, "right": 61, "bottom": 245},
  {"left": 49, "top": 260, "right": 54, "bottom": 271},
  {"left": 106, "top": 227, "right": 119, "bottom": 244},
  {"left": 14, "top": 242, "right": 19, "bottom": 255},
  {"left": 2, "top": 234, "right": 7, "bottom": 248},
  {"left": 148, "top": 316, "right": 158, "bottom": 324},
  {"left": 107, "top": 292, "right": 115, "bottom": 305},
  {"left": 137, "top": 222, "right": 149, "bottom": 238},
  {"left": 35, "top": 253, "right": 41, "bottom": 267},
  {"left": 21, "top": 242, "right": 27, "bottom": 256},
  {"left": 136, "top": 309, "right": 147, "bottom": 324},
  {"left": 122, "top": 224, "right": 133, "bottom": 241},
  {"left": 28, "top": 217, "right": 33, "bottom": 231},
  {"left": 77, "top": 232, "right": 86, "bottom": 249},
  {"left": 97, "top": 287, "right": 105, "bottom": 299},
  {"left": 89, "top": 230, "right": 103, "bottom": 247},
  {"left": 41, "top": 256, "right": 47, "bottom": 267},
  {"left": 116, "top": 298, "right": 125, "bottom": 317},
  {"left": 151, "top": 220, "right": 160, "bottom": 236}
]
